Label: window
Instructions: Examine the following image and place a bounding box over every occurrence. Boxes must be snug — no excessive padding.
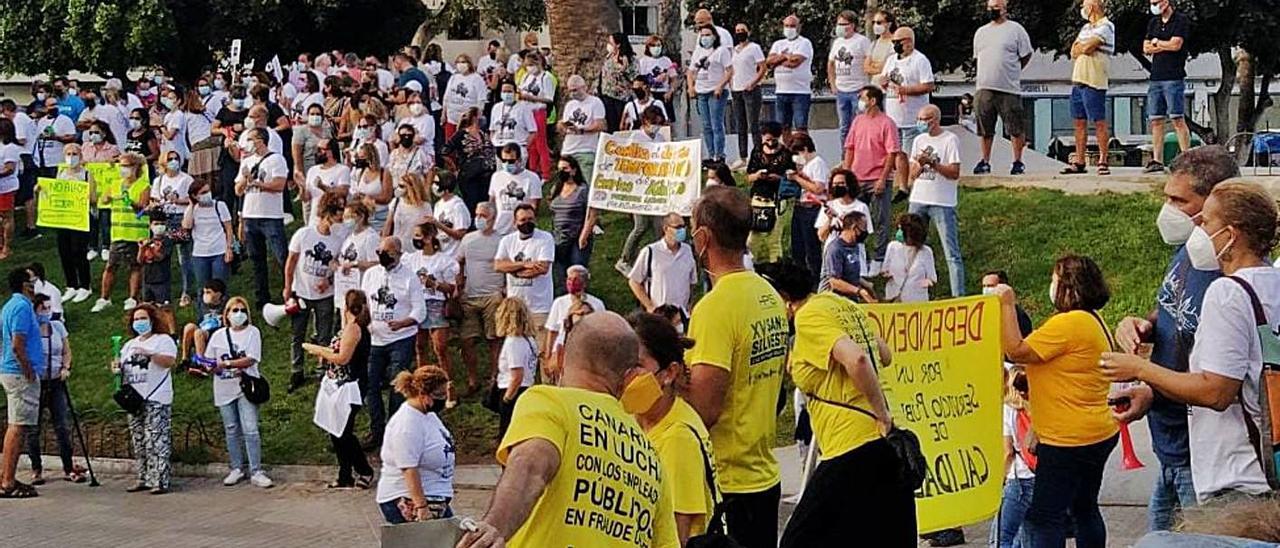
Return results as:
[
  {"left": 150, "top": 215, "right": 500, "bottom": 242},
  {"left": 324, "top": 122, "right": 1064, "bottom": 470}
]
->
[
  {"left": 620, "top": 5, "right": 653, "bottom": 37},
  {"left": 449, "top": 9, "right": 481, "bottom": 40},
  {"left": 1130, "top": 96, "right": 1147, "bottom": 135}
]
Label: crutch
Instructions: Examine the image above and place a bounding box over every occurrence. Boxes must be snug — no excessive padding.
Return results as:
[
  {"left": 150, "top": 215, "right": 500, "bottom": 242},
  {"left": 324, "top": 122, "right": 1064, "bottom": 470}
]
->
[{"left": 62, "top": 382, "right": 100, "bottom": 487}]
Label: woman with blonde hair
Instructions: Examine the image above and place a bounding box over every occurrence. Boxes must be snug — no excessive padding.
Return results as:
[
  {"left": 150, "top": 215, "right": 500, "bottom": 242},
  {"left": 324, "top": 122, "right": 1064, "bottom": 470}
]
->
[
  {"left": 349, "top": 142, "right": 392, "bottom": 230},
  {"left": 994, "top": 365, "right": 1036, "bottom": 548},
  {"left": 304, "top": 289, "right": 375, "bottom": 489},
  {"left": 384, "top": 171, "right": 432, "bottom": 252},
  {"left": 375, "top": 366, "right": 455, "bottom": 524},
  {"left": 204, "top": 295, "right": 272, "bottom": 488},
  {"left": 51, "top": 143, "right": 94, "bottom": 301},
  {"left": 492, "top": 296, "right": 538, "bottom": 437}
]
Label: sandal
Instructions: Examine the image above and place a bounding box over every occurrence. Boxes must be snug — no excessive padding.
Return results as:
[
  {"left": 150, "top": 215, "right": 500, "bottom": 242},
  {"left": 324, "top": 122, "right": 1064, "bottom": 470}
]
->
[
  {"left": 1, "top": 481, "right": 39, "bottom": 498},
  {"left": 1097, "top": 163, "right": 1111, "bottom": 176},
  {"left": 30, "top": 472, "right": 45, "bottom": 486},
  {"left": 1059, "top": 163, "right": 1087, "bottom": 175},
  {"left": 354, "top": 474, "right": 374, "bottom": 490},
  {"left": 66, "top": 468, "right": 88, "bottom": 483},
  {"left": 327, "top": 480, "right": 355, "bottom": 489}
]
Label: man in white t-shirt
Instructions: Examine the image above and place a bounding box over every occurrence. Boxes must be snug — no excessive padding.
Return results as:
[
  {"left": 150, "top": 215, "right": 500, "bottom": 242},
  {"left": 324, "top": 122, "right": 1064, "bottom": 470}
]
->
[
  {"left": 907, "top": 105, "right": 964, "bottom": 298},
  {"left": 488, "top": 144, "right": 543, "bottom": 235},
  {"left": 766, "top": 15, "right": 814, "bottom": 136},
  {"left": 828, "top": 10, "right": 872, "bottom": 145},
  {"left": 361, "top": 237, "right": 426, "bottom": 446},
  {"left": 788, "top": 132, "right": 830, "bottom": 282},
  {"left": 628, "top": 213, "right": 697, "bottom": 313},
  {"left": 544, "top": 264, "right": 607, "bottom": 363},
  {"left": 973, "top": 0, "right": 1033, "bottom": 176},
  {"left": 488, "top": 82, "right": 537, "bottom": 155},
  {"left": 557, "top": 75, "right": 606, "bottom": 182},
  {"left": 877, "top": 26, "right": 935, "bottom": 194},
  {"left": 693, "top": 9, "right": 735, "bottom": 52},
  {"left": 234, "top": 128, "right": 290, "bottom": 308},
  {"left": 282, "top": 191, "right": 345, "bottom": 392},
  {"left": 494, "top": 204, "right": 555, "bottom": 349}
]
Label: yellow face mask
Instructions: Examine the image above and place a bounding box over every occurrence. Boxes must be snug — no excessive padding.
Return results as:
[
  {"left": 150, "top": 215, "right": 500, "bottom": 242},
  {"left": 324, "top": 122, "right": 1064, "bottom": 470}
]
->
[{"left": 620, "top": 371, "right": 663, "bottom": 414}]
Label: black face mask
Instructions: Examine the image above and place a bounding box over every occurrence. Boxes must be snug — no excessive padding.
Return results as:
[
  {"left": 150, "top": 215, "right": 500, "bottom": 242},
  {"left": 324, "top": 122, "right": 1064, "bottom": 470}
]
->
[
  {"left": 412, "top": 238, "right": 426, "bottom": 250},
  {"left": 315, "top": 152, "right": 328, "bottom": 164},
  {"left": 399, "top": 136, "right": 414, "bottom": 148},
  {"left": 632, "top": 88, "right": 647, "bottom": 100},
  {"left": 428, "top": 396, "right": 447, "bottom": 414},
  {"left": 988, "top": 9, "right": 1002, "bottom": 21},
  {"left": 517, "top": 221, "right": 536, "bottom": 236},
  {"left": 377, "top": 250, "right": 399, "bottom": 268},
  {"left": 830, "top": 185, "right": 848, "bottom": 199},
  {"left": 733, "top": 31, "right": 749, "bottom": 44},
  {"left": 354, "top": 158, "right": 370, "bottom": 169},
  {"left": 893, "top": 42, "right": 906, "bottom": 55},
  {"left": 84, "top": 98, "right": 96, "bottom": 108}
]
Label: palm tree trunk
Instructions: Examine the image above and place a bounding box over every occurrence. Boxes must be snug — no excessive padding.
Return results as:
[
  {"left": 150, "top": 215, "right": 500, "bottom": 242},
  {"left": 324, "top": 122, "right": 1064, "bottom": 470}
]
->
[{"left": 547, "top": 0, "right": 621, "bottom": 81}]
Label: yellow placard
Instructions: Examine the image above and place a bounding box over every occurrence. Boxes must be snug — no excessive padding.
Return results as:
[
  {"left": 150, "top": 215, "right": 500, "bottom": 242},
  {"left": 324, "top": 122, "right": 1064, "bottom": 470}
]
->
[
  {"left": 864, "top": 295, "right": 1004, "bottom": 533},
  {"left": 86, "top": 161, "right": 150, "bottom": 208},
  {"left": 35, "top": 178, "right": 90, "bottom": 232}
]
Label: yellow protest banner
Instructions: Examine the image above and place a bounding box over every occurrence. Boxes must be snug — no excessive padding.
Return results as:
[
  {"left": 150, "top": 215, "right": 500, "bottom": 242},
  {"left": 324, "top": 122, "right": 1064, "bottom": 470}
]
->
[
  {"left": 864, "top": 295, "right": 1004, "bottom": 533},
  {"left": 35, "top": 178, "right": 90, "bottom": 231},
  {"left": 588, "top": 134, "right": 701, "bottom": 216},
  {"left": 86, "top": 161, "right": 150, "bottom": 208}
]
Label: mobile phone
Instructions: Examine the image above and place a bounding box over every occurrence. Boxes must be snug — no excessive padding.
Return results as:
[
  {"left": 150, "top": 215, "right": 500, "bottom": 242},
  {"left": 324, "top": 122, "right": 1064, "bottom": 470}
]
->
[{"left": 1107, "top": 396, "right": 1131, "bottom": 407}]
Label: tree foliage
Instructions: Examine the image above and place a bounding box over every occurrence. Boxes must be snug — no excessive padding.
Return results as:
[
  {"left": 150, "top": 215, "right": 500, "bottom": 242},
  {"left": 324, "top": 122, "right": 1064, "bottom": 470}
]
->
[
  {"left": 429, "top": 0, "right": 546, "bottom": 38},
  {"left": 0, "top": 0, "right": 427, "bottom": 80}
]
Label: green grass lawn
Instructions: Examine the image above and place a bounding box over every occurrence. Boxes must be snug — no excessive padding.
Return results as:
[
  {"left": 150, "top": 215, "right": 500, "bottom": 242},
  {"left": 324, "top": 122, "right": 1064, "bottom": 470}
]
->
[{"left": 6, "top": 184, "right": 1170, "bottom": 466}]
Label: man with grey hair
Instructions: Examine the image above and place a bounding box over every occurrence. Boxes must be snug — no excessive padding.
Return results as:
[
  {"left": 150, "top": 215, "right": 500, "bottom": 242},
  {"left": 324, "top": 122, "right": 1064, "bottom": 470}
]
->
[
  {"left": 457, "top": 312, "right": 678, "bottom": 548},
  {"left": 905, "top": 103, "right": 965, "bottom": 297},
  {"left": 972, "top": 0, "right": 1033, "bottom": 175},
  {"left": 457, "top": 202, "right": 505, "bottom": 393},
  {"left": 557, "top": 74, "right": 606, "bottom": 181},
  {"left": 1112, "top": 144, "right": 1240, "bottom": 531},
  {"left": 628, "top": 212, "right": 697, "bottom": 313},
  {"left": 544, "top": 264, "right": 606, "bottom": 368}
]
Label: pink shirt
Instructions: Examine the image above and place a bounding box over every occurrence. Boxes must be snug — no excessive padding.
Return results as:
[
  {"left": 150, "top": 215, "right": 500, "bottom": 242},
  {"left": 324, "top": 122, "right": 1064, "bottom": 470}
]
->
[{"left": 843, "top": 112, "right": 900, "bottom": 182}]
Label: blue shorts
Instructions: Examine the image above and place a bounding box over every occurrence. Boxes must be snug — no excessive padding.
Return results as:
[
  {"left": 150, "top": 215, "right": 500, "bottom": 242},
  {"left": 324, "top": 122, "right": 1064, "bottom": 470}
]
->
[
  {"left": 1070, "top": 84, "right": 1108, "bottom": 123},
  {"left": 1147, "top": 79, "right": 1186, "bottom": 121},
  {"left": 897, "top": 125, "right": 922, "bottom": 153}
]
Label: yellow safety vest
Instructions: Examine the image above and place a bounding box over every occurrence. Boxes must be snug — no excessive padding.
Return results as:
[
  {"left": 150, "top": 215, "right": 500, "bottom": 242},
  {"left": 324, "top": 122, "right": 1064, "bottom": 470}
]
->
[{"left": 109, "top": 180, "right": 151, "bottom": 242}]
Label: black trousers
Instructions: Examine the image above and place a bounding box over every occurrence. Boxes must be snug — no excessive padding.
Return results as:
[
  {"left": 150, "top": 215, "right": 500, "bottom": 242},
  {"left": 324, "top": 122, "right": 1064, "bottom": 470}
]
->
[
  {"left": 329, "top": 404, "right": 372, "bottom": 483},
  {"left": 497, "top": 386, "right": 528, "bottom": 440},
  {"left": 780, "top": 439, "right": 917, "bottom": 547},
  {"left": 722, "top": 482, "right": 781, "bottom": 548},
  {"left": 56, "top": 228, "right": 91, "bottom": 290}
]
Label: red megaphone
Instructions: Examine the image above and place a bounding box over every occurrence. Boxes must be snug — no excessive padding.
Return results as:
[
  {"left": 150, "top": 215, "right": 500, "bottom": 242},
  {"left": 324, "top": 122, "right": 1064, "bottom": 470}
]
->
[{"left": 1113, "top": 401, "right": 1145, "bottom": 470}]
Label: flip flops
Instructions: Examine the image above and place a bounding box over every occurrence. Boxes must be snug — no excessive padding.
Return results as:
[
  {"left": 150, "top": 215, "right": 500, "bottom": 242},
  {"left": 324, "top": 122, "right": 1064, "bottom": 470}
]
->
[{"left": 1, "top": 481, "right": 39, "bottom": 498}]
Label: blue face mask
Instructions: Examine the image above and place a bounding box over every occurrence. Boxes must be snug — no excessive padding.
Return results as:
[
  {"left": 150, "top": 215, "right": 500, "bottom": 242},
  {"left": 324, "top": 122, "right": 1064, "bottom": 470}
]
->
[
  {"left": 501, "top": 92, "right": 516, "bottom": 105},
  {"left": 132, "top": 319, "right": 152, "bottom": 335},
  {"left": 37, "top": 312, "right": 51, "bottom": 324},
  {"left": 699, "top": 36, "right": 714, "bottom": 49},
  {"left": 674, "top": 227, "right": 688, "bottom": 242},
  {"left": 475, "top": 217, "right": 490, "bottom": 231},
  {"left": 504, "top": 162, "right": 520, "bottom": 174},
  {"left": 915, "top": 120, "right": 930, "bottom": 134}
]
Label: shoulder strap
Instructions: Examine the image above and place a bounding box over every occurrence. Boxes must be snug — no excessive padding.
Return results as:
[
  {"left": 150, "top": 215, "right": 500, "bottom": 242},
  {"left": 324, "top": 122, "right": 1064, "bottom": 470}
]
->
[
  {"left": 1086, "top": 310, "right": 1118, "bottom": 351},
  {"left": 681, "top": 423, "right": 726, "bottom": 531},
  {"left": 1227, "top": 275, "right": 1269, "bottom": 328},
  {"left": 644, "top": 244, "right": 654, "bottom": 293},
  {"left": 223, "top": 326, "right": 237, "bottom": 356},
  {"left": 804, "top": 307, "right": 882, "bottom": 420},
  {"left": 1222, "top": 275, "right": 1279, "bottom": 487}
]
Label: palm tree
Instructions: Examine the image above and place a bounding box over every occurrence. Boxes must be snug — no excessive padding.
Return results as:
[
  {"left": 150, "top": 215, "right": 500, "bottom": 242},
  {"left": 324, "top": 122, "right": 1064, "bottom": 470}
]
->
[{"left": 547, "top": 0, "right": 622, "bottom": 82}]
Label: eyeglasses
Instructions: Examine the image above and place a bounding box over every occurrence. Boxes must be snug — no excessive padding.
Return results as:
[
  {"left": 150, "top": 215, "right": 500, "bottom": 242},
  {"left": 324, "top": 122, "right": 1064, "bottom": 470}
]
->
[
  {"left": 229, "top": 308, "right": 248, "bottom": 313},
  {"left": 501, "top": 158, "right": 518, "bottom": 164},
  {"left": 129, "top": 117, "right": 143, "bottom": 122}
]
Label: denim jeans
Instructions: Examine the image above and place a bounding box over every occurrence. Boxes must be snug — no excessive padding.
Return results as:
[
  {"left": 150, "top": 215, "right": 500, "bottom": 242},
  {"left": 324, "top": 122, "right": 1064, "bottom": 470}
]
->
[
  {"left": 365, "top": 336, "right": 416, "bottom": 440},
  {"left": 291, "top": 296, "right": 336, "bottom": 375},
  {"left": 908, "top": 203, "right": 966, "bottom": 297},
  {"left": 696, "top": 92, "right": 728, "bottom": 160},
  {"left": 1146, "top": 79, "right": 1187, "bottom": 120},
  {"left": 554, "top": 238, "right": 593, "bottom": 293},
  {"left": 1148, "top": 463, "right": 1197, "bottom": 531},
  {"left": 379, "top": 498, "right": 453, "bottom": 524},
  {"left": 176, "top": 240, "right": 195, "bottom": 298},
  {"left": 993, "top": 477, "right": 1036, "bottom": 548},
  {"left": 836, "top": 91, "right": 859, "bottom": 145},
  {"left": 24, "top": 379, "right": 74, "bottom": 474},
  {"left": 219, "top": 395, "right": 262, "bottom": 474},
  {"left": 858, "top": 181, "right": 892, "bottom": 262},
  {"left": 790, "top": 205, "right": 822, "bottom": 284},
  {"left": 192, "top": 254, "right": 230, "bottom": 315},
  {"left": 242, "top": 218, "right": 288, "bottom": 306},
  {"left": 774, "top": 93, "right": 812, "bottom": 130},
  {"left": 1022, "top": 435, "right": 1118, "bottom": 548},
  {"left": 731, "top": 88, "right": 763, "bottom": 158}
]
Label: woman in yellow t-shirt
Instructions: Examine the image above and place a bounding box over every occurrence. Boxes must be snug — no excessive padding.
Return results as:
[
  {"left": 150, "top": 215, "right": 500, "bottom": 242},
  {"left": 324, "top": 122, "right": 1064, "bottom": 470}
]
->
[
  {"left": 993, "top": 254, "right": 1118, "bottom": 547},
  {"left": 628, "top": 311, "right": 718, "bottom": 546}
]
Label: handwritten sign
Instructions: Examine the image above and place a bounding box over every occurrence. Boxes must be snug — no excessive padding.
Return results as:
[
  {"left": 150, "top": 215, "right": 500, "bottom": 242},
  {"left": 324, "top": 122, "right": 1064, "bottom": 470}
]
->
[
  {"left": 36, "top": 178, "right": 90, "bottom": 231},
  {"left": 87, "top": 162, "right": 150, "bottom": 208},
  {"left": 865, "top": 295, "right": 1004, "bottom": 533},
  {"left": 589, "top": 134, "right": 700, "bottom": 216}
]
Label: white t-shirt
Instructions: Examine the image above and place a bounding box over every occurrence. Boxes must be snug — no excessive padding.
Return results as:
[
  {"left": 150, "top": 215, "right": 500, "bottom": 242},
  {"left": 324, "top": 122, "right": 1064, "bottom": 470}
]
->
[
  {"left": 628, "top": 242, "right": 698, "bottom": 313},
  {"left": 13, "top": 112, "right": 36, "bottom": 157},
  {"left": 163, "top": 110, "right": 190, "bottom": 162},
  {"left": 399, "top": 113, "right": 436, "bottom": 158},
  {"left": 37, "top": 321, "right": 68, "bottom": 380},
  {"left": 205, "top": 325, "right": 263, "bottom": 407},
  {"left": 1187, "top": 267, "right": 1280, "bottom": 502},
  {"left": 288, "top": 226, "right": 346, "bottom": 300},
  {"left": 376, "top": 405, "right": 455, "bottom": 503},
  {"left": 154, "top": 171, "right": 194, "bottom": 217},
  {"left": 816, "top": 198, "right": 873, "bottom": 279},
  {"left": 730, "top": 43, "right": 766, "bottom": 92},
  {"left": 881, "top": 50, "right": 935, "bottom": 128},
  {"left": 305, "top": 164, "right": 352, "bottom": 226},
  {"left": 333, "top": 227, "right": 380, "bottom": 309},
  {"left": 497, "top": 335, "right": 539, "bottom": 389},
  {"left": 238, "top": 152, "right": 289, "bottom": 219},
  {"left": 187, "top": 201, "right": 232, "bottom": 257},
  {"left": 387, "top": 198, "right": 431, "bottom": 253},
  {"left": 797, "top": 155, "right": 829, "bottom": 205},
  {"left": 769, "top": 36, "right": 815, "bottom": 94},
  {"left": 545, "top": 293, "right": 606, "bottom": 335},
  {"left": 407, "top": 250, "right": 460, "bottom": 302},
  {"left": 120, "top": 334, "right": 178, "bottom": 406},
  {"left": 495, "top": 230, "right": 556, "bottom": 314},
  {"left": 488, "top": 169, "right": 543, "bottom": 235},
  {"left": 518, "top": 71, "right": 555, "bottom": 112},
  {"left": 34, "top": 114, "right": 76, "bottom": 167},
  {"left": 638, "top": 55, "right": 676, "bottom": 92},
  {"left": 433, "top": 195, "right": 471, "bottom": 257},
  {"left": 1003, "top": 405, "right": 1035, "bottom": 480},
  {"left": 488, "top": 101, "right": 537, "bottom": 149},
  {"left": 443, "top": 73, "right": 488, "bottom": 125},
  {"left": 621, "top": 98, "right": 666, "bottom": 129},
  {"left": 361, "top": 263, "right": 427, "bottom": 346},
  {"left": 908, "top": 130, "right": 962, "bottom": 208},
  {"left": 689, "top": 46, "right": 732, "bottom": 95},
  {"left": 828, "top": 34, "right": 872, "bottom": 92},
  {"left": 0, "top": 143, "right": 22, "bottom": 194},
  {"left": 560, "top": 96, "right": 607, "bottom": 155},
  {"left": 34, "top": 279, "right": 63, "bottom": 317},
  {"left": 477, "top": 55, "right": 503, "bottom": 80},
  {"left": 882, "top": 242, "right": 936, "bottom": 303}
]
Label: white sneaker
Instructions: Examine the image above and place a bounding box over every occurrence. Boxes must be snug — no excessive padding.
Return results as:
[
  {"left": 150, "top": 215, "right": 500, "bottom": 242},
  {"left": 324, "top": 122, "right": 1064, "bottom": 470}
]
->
[
  {"left": 90, "top": 298, "right": 111, "bottom": 313},
  {"left": 86, "top": 249, "right": 98, "bottom": 262},
  {"left": 729, "top": 159, "right": 747, "bottom": 171},
  {"left": 73, "top": 288, "right": 92, "bottom": 303},
  {"left": 867, "top": 260, "right": 883, "bottom": 276},
  {"left": 249, "top": 471, "right": 274, "bottom": 488},
  {"left": 122, "top": 298, "right": 138, "bottom": 310},
  {"left": 101, "top": 249, "right": 110, "bottom": 262},
  {"left": 61, "top": 287, "right": 78, "bottom": 302},
  {"left": 222, "top": 468, "right": 245, "bottom": 486},
  {"left": 614, "top": 261, "right": 631, "bottom": 277}
]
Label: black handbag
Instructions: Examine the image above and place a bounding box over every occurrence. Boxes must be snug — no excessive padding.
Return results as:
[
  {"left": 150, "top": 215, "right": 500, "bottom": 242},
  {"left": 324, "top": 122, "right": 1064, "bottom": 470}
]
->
[
  {"left": 225, "top": 327, "right": 270, "bottom": 405},
  {"left": 114, "top": 366, "right": 170, "bottom": 415},
  {"left": 683, "top": 425, "right": 742, "bottom": 548}
]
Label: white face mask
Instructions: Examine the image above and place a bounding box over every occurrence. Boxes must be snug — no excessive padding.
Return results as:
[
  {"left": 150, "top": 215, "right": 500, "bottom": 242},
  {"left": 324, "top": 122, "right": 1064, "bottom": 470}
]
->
[
  {"left": 873, "top": 23, "right": 887, "bottom": 35},
  {"left": 1048, "top": 278, "right": 1059, "bottom": 307},
  {"left": 409, "top": 103, "right": 425, "bottom": 116},
  {"left": 1080, "top": 7, "right": 1091, "bottom": 20},
  {"left": 228, "top": 311, "right": 249, "bottom": 327},
  {"left": 1156, "top": 203, "right": 1197, "bottom": 245},
  {"left": 1150, "top": 3, "right": 1163, "bottom": 16},
  {"left": 783, "top": 27, "right": 799, "bottom": 40},
  {"left": 1186, "top": 225, "right": 1231, "bottom": 271}
]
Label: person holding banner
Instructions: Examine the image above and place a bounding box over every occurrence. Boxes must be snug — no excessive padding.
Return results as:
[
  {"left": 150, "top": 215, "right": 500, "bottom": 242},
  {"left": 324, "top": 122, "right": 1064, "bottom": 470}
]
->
[
  {"left": 994, "top": 254, "right": 1118, "bottom": 548},
  {"left": 0, "top": 118, "right": 22, "bottom": 261},
  {"left": 51, "top": 143, "right": 93, "bottom": 302},
  {"left": 91, "top": 153, "right": 150, "bottom": 314}
]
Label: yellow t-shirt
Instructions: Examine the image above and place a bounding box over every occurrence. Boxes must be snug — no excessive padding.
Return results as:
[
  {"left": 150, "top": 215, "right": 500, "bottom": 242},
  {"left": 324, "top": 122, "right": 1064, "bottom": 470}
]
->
[
  {"left": 645, "top": 398, "right": 717, "bottom": 536},
  {"left": 1070, "top": 17, "right": 1114, "bottom": 90},
  {"left": 790, "top": 292, "right": 889, "bottom": 460},
  {"left": 497, "top": 385, "right": 679, "bottom": 548},
  {"left": 685, "top": 271, "right": 788, "bottom": 493},
  {"left": 1023, "top": 310, "right": 1119, "bottom": 447}
]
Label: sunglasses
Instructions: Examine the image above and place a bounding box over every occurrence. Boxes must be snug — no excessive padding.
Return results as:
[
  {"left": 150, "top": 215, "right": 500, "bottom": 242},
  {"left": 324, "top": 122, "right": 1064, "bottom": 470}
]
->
[
  {"left": 501, "top": 158, "right": 518, "bottom": 164},
  {"left": 229, "top": 307, "right": 248, "bottom": 313}
]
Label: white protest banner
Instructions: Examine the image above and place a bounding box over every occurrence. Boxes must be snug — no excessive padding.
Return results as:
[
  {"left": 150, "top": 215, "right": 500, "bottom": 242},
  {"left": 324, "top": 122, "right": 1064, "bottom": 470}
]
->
[
  {"left": 588, "top": 133, "right": 700, "bottom": 216},
  {"left": 266, "top": 55, "right": 284, "bottom": 83},
  {"left": 229, "top": 39, "right": 242, "bottom": 67}
]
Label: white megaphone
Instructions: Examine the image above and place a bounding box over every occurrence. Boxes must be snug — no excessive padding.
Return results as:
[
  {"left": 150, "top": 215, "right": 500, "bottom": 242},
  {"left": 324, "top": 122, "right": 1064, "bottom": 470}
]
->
[{"left": 263, "top": 293, "right": 307, "bottom": 328}]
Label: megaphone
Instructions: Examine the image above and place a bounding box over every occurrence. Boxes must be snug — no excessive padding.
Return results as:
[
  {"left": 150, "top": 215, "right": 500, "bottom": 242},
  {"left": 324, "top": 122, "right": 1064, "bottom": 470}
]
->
[{"left": 263, "top": 294, "right": 307, "bottom": 328}]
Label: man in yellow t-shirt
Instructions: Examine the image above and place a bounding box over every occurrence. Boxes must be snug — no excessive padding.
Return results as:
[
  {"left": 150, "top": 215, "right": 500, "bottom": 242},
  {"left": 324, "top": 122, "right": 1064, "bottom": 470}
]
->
[
  {"left": 1063, "top": 0, "right": 1116, "bottom": 175},
  {"left": 458, "top": 312, "right": 678, "bottom": 548},
  {"left": 685, "top": 186, "right": 787, "bottom": 548},
  {"left": 755, "top": 262, "right": 917, "bottom": 547}
]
